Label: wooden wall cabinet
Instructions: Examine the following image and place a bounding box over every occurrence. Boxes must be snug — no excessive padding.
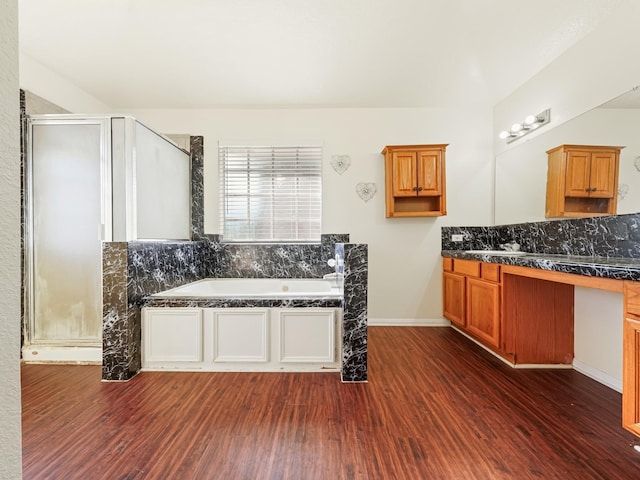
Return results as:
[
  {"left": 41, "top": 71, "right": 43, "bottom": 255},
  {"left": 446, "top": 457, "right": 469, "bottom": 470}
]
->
[
  {"left": 382, "top": 144, "right": 447, "bottom": 217},
  {"left": 623, "top": 282, "right": 640, "bottom": 436},
  {"left": 546, "top": 144, "right": 623, "bottom": 218}
]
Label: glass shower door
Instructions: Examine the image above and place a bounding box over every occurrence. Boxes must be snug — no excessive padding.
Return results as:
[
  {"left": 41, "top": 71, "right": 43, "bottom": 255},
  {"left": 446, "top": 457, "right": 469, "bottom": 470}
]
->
[{"left": 28, "top": 120, "right": 108, "bottom": 346}]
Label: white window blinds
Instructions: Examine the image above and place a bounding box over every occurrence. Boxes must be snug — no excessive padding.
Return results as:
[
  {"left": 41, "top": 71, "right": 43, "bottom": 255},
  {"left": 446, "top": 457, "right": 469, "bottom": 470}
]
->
[{"left": 219, "top": 144, "right": 322, "bottom": 242}]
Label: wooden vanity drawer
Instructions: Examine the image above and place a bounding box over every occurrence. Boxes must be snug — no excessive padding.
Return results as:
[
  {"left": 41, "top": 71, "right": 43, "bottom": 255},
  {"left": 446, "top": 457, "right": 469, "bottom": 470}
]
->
[
  {"left": 443, "top": 257, "right": 453, "bottom": 272},
  {"left": 625, "top": 282, "right": 640, "bottom": 317},
  {"left": 481, "top": 263, "right": 501, "bottom": 283},
  {"left": 453, "top": 259, "right": 480, "bottom": 277}
]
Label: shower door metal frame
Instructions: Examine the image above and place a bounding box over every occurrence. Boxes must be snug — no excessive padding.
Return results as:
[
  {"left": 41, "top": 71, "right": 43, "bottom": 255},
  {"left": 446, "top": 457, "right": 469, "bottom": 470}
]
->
[{"left": 24, "top": 115, "right": 113, "bottom": 348}]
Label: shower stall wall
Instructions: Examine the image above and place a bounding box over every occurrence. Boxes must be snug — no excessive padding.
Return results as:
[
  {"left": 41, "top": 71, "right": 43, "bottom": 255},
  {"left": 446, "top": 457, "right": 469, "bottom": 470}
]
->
[{"left": 24, "top": 115, "right": 191, "bottom": 363}]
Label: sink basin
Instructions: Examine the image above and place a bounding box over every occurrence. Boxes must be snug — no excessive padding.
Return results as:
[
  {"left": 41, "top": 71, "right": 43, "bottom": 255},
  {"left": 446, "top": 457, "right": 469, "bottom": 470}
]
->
[{"left": 464, "top": 250, "right": 527, "bottom": 256}]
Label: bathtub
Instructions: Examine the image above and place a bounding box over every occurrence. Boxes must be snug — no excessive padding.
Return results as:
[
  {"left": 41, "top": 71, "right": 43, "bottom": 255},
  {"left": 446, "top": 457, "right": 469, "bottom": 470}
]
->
[
  {"left": 142, "top": 277, "right": 343, "bottom": 373},
  {"left": 151, "top": 277, "right": 342, "bottom": 298}
]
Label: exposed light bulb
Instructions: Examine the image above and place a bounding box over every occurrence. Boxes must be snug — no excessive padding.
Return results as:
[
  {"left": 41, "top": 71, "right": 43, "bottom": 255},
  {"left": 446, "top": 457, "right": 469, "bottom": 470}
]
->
[{"left": 499, "top": 109, "right": 550, "bottom": 142}]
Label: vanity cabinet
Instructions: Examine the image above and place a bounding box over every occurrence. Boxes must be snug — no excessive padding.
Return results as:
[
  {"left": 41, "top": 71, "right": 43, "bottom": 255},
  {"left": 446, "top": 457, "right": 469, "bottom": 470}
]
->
[
  {"left": 623, "top": 282, "right": 640, "bottom": 436},
  {"left": 443, "top": 258, "right": 465, "bottom": 327},
  {"left": 546, "top": 144, "right": 623, "bottom": 218},
  {"left": 443, "top": 258, "right": 501, "bottom": 350},
  {"left": 466, "top": 268, "right": 501, "bottom": 349},
  {"left": 382, "top": 144, "right": 447, "bottom": 217},
  {"left": 443, "top": 257, "right": 576, "bottom": 365}
]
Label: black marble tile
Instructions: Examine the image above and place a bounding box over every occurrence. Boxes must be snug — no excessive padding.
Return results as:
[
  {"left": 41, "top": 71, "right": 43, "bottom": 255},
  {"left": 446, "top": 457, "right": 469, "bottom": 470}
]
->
[
  {"left": 341, "top": 244, "right": 368, "bottom": 383},
  {"left": 210, "top": 234, "right": 349, "bottom": 279},
  {"left": 128, "top": 241, "right": 210, "bottom": 305},
  {"left": 442, "top": 249, "right": 640, "bottom": 281},
  {"left": 442, "top": 212, "right": 640, "bottom": 259},
  {"left": 102, "top": 240, "right": 211, "bottom": 381},
  {"left": 144, "top": 297, "right": 342, "bottom": 309},
  {"left": 190, "top": 136, "right": 205, "bottom": 241},
  {"left": 102, "top": 242, "right": 131, "bottom": 380}
]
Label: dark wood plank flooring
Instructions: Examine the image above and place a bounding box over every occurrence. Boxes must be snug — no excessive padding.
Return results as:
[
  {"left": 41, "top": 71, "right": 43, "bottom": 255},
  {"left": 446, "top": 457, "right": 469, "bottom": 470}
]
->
[{"left": 22, "top": 327, "right": 640, "bottom": 479}]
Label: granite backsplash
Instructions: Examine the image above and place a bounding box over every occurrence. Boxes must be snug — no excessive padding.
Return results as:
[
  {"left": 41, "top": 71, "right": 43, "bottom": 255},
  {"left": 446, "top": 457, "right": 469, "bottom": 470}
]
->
[{"left": 442, "top": 212, "right": 640, "bottom": 258}]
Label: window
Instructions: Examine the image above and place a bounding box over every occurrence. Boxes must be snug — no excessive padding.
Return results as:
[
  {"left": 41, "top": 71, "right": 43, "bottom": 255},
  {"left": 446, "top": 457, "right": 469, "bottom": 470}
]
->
[{"left": 219, "top": 144, "right": 322, "bottom": 242}]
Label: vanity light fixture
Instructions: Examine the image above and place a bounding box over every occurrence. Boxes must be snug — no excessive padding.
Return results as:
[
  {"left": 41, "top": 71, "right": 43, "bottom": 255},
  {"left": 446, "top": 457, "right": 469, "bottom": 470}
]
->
[{"left": 498, "top": 109, "right": 551, "bottom": 143}]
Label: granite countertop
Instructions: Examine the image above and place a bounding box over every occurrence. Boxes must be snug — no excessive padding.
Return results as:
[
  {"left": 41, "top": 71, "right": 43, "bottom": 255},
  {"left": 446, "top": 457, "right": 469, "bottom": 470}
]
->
[{"left": 442, "top": 250, "right": 640, "bottom": 282}]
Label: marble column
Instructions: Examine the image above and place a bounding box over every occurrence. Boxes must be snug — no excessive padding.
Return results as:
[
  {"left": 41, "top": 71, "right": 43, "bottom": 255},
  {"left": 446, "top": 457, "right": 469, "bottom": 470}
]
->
[
  {"left": 102, "top": 242, "right": 138, "bottom": 380},
  {"left": 341, "top": 243, "right": 368, "bottom": 382},
  {"left": 190, "top": 136, "right": 205, "bottom": 241}
]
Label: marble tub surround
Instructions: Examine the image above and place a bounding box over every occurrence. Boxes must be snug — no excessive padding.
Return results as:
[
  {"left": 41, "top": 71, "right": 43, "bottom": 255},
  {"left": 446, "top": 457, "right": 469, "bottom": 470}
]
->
[
  {"left": 102, "top": 241, "right": 211, "bottom": 381},
  {"left": 340, "top": 243, "right": 368, "bottom": 383},
  {"left": 144, "top": 297, "right": 342, "bottom": 309},
  {"left": 210, "top": 234, "right": 350, "bottom": 278},
  {"left": 102, "top": 234, "right": 359, "bottom": 381},
  {"left": 442, "top": 212, "right": 640, "bottom": 258},
  {"left": 142, "top": 240, "right": 368, "bottom": 383},
  {"left": 128, "top": 241, "right": 212, "bottom": 305}
]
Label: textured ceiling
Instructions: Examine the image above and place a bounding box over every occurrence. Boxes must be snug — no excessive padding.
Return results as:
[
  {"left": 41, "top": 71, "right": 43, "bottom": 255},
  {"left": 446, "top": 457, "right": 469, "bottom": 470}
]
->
[{"left": 18, "top": 0, "right": 630, "bottom": 109}]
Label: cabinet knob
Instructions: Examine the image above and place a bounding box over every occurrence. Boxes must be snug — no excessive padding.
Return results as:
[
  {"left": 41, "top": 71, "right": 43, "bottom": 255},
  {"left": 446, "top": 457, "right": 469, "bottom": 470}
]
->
[
  {"left": 418, "top": 187, "right": 423, "bottom": 191},
  {"left": 412, "top": 186, "right": 418, "bottom": 191}
]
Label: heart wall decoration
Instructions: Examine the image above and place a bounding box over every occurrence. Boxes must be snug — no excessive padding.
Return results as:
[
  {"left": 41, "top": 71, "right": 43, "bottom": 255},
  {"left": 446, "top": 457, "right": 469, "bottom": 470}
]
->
[
  {"left": 330, "top": 154, "right": 351, "bottom": 175},
  {"left": 356, "top": 182, "right": 377, "bottom": 202},
  {"left": 619, "top": 183, "right": 629, "bottom": 201}
]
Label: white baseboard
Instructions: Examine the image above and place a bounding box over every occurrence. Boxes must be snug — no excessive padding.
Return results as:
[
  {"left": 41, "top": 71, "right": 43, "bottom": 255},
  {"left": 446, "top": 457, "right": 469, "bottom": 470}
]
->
[
  {"left": 368, "top": 318, "right": 451, "bottom": 327},
  {"left": 451, "top": 327, "right": 622, "bottom": 392},
  {"left": 22, "top": 345, "right": 102, "bottom": 364},
  {"left": 573, "top": 359, "right": 622, "bottom": 393}
]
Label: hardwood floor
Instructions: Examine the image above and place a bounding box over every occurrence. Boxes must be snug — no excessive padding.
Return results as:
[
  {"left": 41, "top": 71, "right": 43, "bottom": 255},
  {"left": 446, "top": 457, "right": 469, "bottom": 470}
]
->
[{"left": 22, "top": 327, "right": 640, "bottom": 479}]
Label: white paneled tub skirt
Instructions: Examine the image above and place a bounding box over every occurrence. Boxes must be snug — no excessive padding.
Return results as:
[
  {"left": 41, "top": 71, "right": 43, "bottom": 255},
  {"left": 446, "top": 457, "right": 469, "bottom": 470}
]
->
[{"left": 142, "top": 278, "right": 343, "bottom": 372}]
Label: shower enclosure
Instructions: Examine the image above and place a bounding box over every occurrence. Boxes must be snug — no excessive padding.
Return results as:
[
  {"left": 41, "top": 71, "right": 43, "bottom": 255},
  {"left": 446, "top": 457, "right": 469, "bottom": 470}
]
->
[{"left": 24, "top": 115, "right": 191, "bottom": 362}]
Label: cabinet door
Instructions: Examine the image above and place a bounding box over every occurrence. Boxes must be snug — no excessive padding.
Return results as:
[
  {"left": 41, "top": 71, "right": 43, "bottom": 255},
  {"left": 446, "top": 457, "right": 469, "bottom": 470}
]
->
[
  {"left": 623, "top": 316, "right": 640, "bottom": 436},
  {"left": 466, "top": 278, "right": 500, "bottom": 348},
  {"left": 391, "top": 151, "right": 417, "bottom": 197},
  {"left": 417, "top": 150, "right": 441, "bottom": 196},
  {"left": 443, "top": 272, "right": 465, "bottom": 327},
  {"left": 564, "top": 150, "right": 591, "bottom": 197},
  {"left": 588, "top": 151, "right": 617, "bottom": 198}
]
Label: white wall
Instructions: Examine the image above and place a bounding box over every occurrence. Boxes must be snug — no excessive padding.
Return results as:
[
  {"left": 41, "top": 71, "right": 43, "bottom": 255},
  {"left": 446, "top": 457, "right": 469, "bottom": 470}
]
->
[
  {"left": 20, "top": 53, "right": 113, "bottom": 113},
  {"left": 128, "top": 107, "right": 494, "bottom": 323},
  {"left": 493, "top": 1, "right": 640, "bottom": 157},
  {"left": 0, "top": 0, "right": 23, "bottom": 478},
  {"left": 574, "top": 287, "right": 623, "bottom": 392}
]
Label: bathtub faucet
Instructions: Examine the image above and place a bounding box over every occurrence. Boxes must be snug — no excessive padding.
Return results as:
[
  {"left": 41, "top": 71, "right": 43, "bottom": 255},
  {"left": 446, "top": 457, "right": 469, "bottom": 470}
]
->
[{"left": 327, "top": 255, "right": 344, "bottom": 268}]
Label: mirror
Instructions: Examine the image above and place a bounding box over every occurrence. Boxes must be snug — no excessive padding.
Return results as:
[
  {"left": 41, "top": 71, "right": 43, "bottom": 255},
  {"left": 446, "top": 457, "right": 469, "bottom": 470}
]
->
[{"left": 495, "top": 87, "right": 640, "bottom": 225}]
